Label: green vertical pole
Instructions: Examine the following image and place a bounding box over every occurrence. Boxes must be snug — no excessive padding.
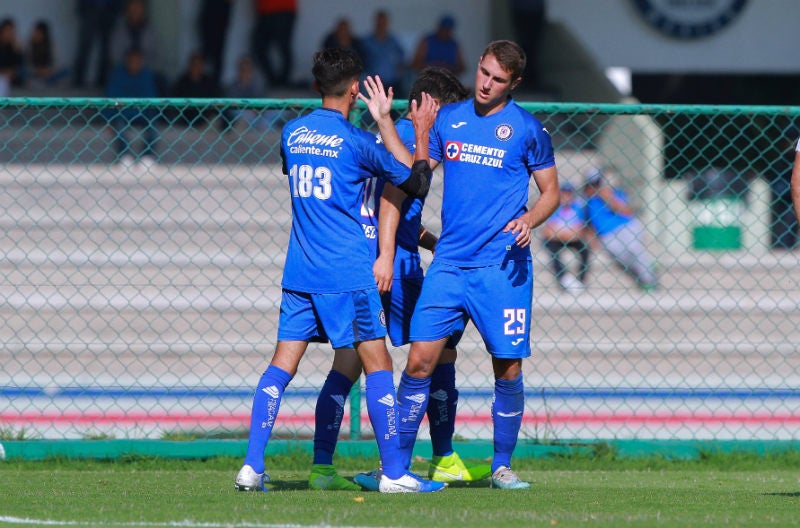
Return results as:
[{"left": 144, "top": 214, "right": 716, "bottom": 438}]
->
[{"left": 349, "top": 377, "right": 362, "bottom": 440}]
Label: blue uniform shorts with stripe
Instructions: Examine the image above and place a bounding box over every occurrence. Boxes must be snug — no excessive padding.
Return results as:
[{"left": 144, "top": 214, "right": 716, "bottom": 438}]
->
[
  {"left": 277, "top": 288, "right": 387, "bottom": 349},
  {"left": 409, "top": 260, "right": 533, "bottom": 359}
]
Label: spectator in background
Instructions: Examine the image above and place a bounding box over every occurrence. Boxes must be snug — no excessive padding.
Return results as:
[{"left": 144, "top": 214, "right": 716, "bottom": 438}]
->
[
  {"left": 540, "top": 182, "right": 592, "bottom": 292},
  {"left": 26, "top": 20, "right": 70, "bottom": 88},
  {"left": 320, "top": 18, "right": 362, "bottom": 57},
  {"left": 510, "top": 0, "right": 547, "bottom": 91},
  {"left": 222, "top": 54, "right": 269, "bottom": 131},
  {"left": 251, "top": 0, "right": 297, "bottom": 88},
  {"left": 768, "top": 130, "right": 799, "bottom": 250},
  {"left": 198, "top": 0, "right": 234, "bottom": 85},
  {"left": 110, "top": 0, "right": 164, "bottom": 94},
  {"left": 788, "top": 134, "right": 800, "bottom": 234},
  {"left": 411, "top": 14, "right": 464, "bottom": 76},
  {"left": 111, "top": 0, "right": 157, "bottom": 65},
  {"left": 0, "top": 18, "right": 24, "bottom": 92},
  {"left": 171, "top": 51, "right": 222, "bottom": 126},
  {"left": 583, "top": 167, "right": 659, "bottom": 292},
  {"left": 104, "top": 46, "right": 159, "bottom": 168},
  {"left": 359, "top": 10, "right": 405, "bottom": 93},
  {"left": 72, "top": 0, "right": 122, "bottom": 88}
]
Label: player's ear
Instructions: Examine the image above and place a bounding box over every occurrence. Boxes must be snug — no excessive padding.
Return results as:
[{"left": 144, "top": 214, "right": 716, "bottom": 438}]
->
[
  {"left": 510, "top": 76, "right": 522, "bottom": 91},
  {"left": 349, "top": 78, "right": 360, "bottom": 99}
]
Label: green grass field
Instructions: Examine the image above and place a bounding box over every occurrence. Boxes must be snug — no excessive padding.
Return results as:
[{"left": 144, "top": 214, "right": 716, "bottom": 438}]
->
[{"left": 2, "top": 451, "right": 799, "bottom": 527}]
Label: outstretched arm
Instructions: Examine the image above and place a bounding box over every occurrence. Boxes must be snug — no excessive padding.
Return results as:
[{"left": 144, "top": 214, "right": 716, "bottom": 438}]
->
[
  {"left": 359, "top": 75, "right": 412, "bottom": 166},
  {"left": 395, "top": 92, "right": 438, "bottom": 199},
  {"left": 409, "top": 92, "right": 436, "bottom": 165}
]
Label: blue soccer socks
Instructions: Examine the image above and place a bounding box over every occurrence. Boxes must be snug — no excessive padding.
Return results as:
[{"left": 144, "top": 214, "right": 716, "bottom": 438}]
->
[
  {"left": 427, "top": 362, "right": 458, "bottom": 457},
  {"left": 243, "top": 365, "right": 293, "bottom": 474},
  {"left": 313, "top": 369, "right": 354, "bottom": 465},
  {"left": 396, "top": 370, "right": 432, "bottom": 469},
  {"left": 491, "top": 375, "right": 524, "bottom": 472},
  {"left": 365, "top": 370, "right": 405, "bottom": 479}
]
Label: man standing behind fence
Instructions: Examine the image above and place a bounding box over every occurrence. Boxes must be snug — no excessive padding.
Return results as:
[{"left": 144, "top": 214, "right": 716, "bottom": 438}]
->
[
  {"left": 251, "top": 0, "right": 296, "bottom": 88},
  {"left": 234, "top": 47, "right": 444, "bottom": 494}
]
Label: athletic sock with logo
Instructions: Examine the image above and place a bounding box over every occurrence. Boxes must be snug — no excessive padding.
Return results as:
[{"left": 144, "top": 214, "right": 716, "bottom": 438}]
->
[
  {"left": 492, "top": 375, "right": 524, "bottom": 472},
  {"left": 365, "top": 369, "right": 405, "bottom": 479},
  {"left": 243, "top": 365, "right": 293, "bottom": 474},
  {"left": 396, "top": 370, "right": 432, "bottom": 471},
  {"left": 427, "top": 362, "right": 458, "bottom": 457},
  {"left": 312, "top": 369, "right": 353, "bottom": 465}
]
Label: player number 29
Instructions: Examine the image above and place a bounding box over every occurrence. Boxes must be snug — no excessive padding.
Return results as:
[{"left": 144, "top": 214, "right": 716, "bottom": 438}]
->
[
  {"left": 290, "top": 164, "right": 332, "bottom": 199},
  {"left": 503, "top": 308, "right": 526, "bottom": 335}
]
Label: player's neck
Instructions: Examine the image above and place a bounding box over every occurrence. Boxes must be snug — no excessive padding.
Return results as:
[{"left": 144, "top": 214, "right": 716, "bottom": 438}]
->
[
  {"left": 473, "top": 95, "right": 510, "bottom": 117},
  {"left": 321, "top": 95, "right": 353, "bottom": 119}
]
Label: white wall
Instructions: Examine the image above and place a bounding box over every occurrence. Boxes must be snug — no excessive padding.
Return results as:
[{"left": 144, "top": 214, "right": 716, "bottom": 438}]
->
[{"left": 547, "top": 0, "right": 800, "bottom": 73}]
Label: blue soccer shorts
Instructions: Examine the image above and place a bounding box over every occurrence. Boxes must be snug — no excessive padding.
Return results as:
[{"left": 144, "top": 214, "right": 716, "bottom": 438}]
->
[
  {"left": 277, "top": 288, "right": 387, "bottom": 349},
  {"left": 382, "top": 277, "right": 422, "bottom": 348},
  {"left": 409, "top": 259, "right": 533, "bottom": 359},
  {"left": 384, "top": 276, "right": 463, "bottom": 349}
]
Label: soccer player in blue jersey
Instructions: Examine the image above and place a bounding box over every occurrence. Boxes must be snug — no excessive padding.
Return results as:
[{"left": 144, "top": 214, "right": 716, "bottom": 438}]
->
[
  {"left": 309, "top": 67, "right": 492, "bottom": 491},
  {"left": 380, "top": 40, "right": 560, "bottom": 490},
  {"left": 234, "top": 47, "right": 444, "bottom": 494}
]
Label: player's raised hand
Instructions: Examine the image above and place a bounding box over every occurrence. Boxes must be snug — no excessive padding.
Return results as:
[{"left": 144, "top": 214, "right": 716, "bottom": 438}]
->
[
  {"left": 358, "top": 75, "right": 394, "bottom": 122},
  {"left": 409, "top": 91, "right": 437, "bottom": 133}
]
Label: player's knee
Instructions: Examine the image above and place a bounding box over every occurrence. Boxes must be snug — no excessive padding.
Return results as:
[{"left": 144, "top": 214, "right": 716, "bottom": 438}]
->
[{"left": 406, "top": 354, "right": 438, "bottom": 378}]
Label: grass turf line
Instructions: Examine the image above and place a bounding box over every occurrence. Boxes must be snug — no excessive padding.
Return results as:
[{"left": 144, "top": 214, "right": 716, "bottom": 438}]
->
[{"left": 1, "top": 453, "right": 799, "bottom": 527}]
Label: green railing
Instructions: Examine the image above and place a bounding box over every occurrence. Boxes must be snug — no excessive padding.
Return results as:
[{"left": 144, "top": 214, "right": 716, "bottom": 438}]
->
[{"left": 2, "top": 98, "right": 800, "bottom": 443}]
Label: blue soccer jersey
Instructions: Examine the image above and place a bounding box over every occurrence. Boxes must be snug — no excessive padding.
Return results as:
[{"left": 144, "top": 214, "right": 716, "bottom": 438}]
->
[
  {"left": 429, "top": 98, "right": 556, "bottom": 266},
  {"left": 280, "top": 107, "right": 414, "bottom": 293},
  {"left": 360, "top": 117, "right": 425, "bottom": 280}
]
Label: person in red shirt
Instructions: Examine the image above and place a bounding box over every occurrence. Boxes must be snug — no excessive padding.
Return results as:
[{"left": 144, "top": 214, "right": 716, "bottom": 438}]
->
[{"left": 250, "top": 0, "right": 297, "bottom": 88}]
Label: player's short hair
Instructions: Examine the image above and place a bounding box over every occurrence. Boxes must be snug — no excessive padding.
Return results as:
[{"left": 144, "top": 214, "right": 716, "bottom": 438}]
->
[
  {"left": 481, "top": 40, "right": 526, "bottom": 81},
  {"left": 408, "top": 66, "right": 469, "bottom": 107},
  {"left": 312, "top": 48, "right": 363, "bottom": 97}
]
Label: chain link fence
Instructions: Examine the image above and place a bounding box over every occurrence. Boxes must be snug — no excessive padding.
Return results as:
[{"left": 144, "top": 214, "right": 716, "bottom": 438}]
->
[{"left": 2, "top": 98, "right": 800, "bottom": 443}]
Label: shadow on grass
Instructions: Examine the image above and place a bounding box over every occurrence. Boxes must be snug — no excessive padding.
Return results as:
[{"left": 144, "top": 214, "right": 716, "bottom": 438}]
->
[{"left": 763, "top": 492, "right": 800, "bottom": 497}]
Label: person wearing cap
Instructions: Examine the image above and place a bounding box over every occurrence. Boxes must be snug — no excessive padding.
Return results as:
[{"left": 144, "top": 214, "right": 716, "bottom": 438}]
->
[
  {"left": 411, "top": 14, "right": 465, "bottom": 75},
  {"left": 583, "top": 167, "right": 658, "bottom": 291},
  {"left": 540, "top": 181, "right": 591, "bottom": 292}
]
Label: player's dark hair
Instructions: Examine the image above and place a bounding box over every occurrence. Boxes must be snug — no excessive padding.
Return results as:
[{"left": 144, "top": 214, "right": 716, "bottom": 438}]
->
[
  {"left": 482, "top": 40, "right": 526, "bottom": 81},
  {"left": 408, "top": 66, "right": 469, "bottom": 106},
  {"left": 312, "top": 48, "right": 363, "bottom": 97}
]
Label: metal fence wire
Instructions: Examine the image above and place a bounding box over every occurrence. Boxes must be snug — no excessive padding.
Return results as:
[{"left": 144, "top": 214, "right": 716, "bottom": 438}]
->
[{"left": 2, "top": 98, "right": 800, "bottom": 442}]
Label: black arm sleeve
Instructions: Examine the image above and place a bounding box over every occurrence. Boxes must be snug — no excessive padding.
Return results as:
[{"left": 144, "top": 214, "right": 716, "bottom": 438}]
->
[{"left": 397, "top": 160, "right": 432, "bottom": 198}]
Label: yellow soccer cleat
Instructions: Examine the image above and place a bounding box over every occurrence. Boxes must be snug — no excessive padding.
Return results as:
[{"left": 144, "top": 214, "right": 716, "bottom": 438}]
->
[
  {"left": 428, "top": 452, "right": 492, "bottom": 483},
  {"left": 309, "top": 464, "right": 361, "bottom": 491}
]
